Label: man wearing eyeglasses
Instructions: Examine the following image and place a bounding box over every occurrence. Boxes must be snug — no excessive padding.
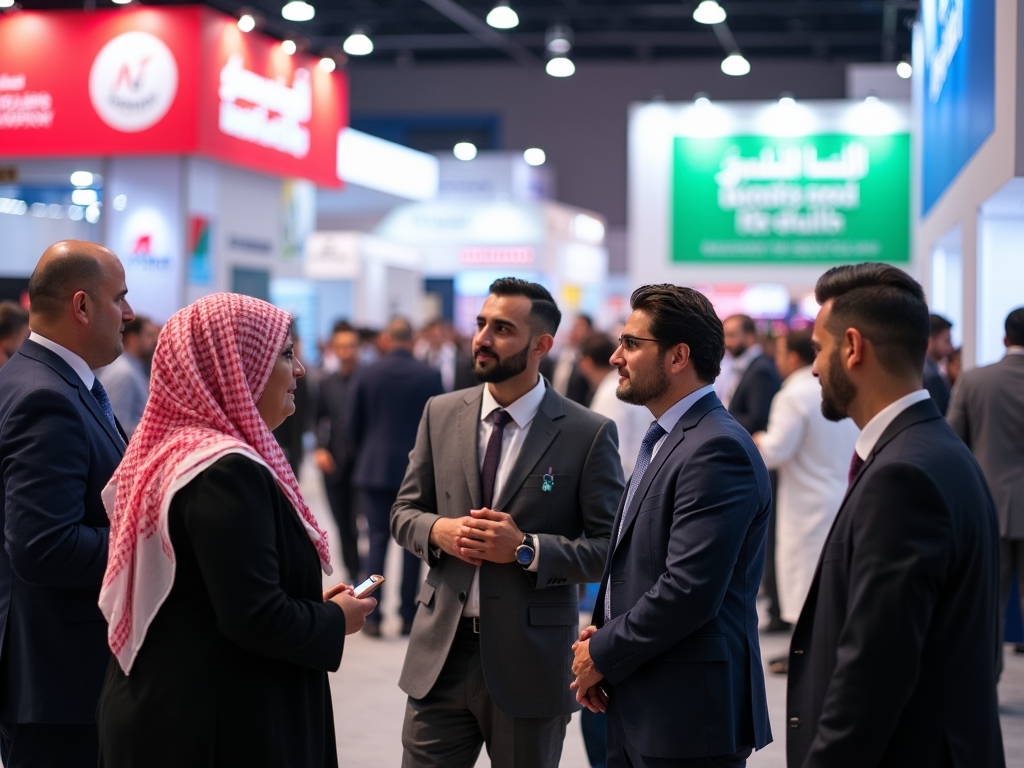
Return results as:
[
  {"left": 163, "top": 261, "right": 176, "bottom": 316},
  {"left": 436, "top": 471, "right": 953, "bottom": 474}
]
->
[{"left": 571, "top": 284, "right": 772, "bottom": 768}]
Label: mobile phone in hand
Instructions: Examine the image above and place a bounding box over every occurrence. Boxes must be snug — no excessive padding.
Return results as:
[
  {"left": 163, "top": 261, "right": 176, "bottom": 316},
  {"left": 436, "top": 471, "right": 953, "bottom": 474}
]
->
[{"left": 353, "top": 574, "right": 385, "bottom": 598}]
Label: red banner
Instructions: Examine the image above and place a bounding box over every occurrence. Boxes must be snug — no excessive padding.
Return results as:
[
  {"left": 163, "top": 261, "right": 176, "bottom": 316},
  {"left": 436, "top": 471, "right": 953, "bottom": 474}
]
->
[{"left": 0, "top": 6, "right": 346, "bottom": 187}]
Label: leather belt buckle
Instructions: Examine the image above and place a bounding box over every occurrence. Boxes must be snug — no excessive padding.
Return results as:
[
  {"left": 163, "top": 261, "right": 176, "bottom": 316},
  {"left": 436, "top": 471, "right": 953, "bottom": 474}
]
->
[{"left": 472, "top": 617, "right": 480, "bottom": 634}]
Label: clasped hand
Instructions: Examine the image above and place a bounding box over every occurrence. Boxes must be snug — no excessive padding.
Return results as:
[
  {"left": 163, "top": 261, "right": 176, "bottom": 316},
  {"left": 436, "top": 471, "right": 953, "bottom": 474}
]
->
[
  {"left": 322, "top": 583, "right": 377, "bottom": 635},
  {"left": 570, "top": 625, "right": 608, "bottom": 713},
  {"left": 429, "top": 508, "right": 523, "bottom": 566}
]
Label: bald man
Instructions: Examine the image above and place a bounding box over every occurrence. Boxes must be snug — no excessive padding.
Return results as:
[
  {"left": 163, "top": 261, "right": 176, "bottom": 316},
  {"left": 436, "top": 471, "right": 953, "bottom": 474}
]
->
[{"left": 0, "top": 241, "right": 134, "bottom": 768}]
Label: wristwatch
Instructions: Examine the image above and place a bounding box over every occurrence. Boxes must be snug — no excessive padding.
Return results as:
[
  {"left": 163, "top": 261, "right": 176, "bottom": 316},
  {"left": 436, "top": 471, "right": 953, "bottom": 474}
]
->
[{"left": 515, "top": 534, "right": 536, "bottom": 567}]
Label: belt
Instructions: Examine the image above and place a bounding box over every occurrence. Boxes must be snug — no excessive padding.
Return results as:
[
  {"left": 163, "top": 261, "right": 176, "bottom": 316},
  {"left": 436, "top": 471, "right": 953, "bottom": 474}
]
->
[{"left": 458, "top": 616, "right": 480, "bottom": 634}]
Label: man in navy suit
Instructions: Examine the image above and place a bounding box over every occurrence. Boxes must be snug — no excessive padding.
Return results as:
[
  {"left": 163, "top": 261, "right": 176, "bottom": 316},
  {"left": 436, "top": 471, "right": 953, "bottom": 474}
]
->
[
  {"left": 349, "top": 317, "right": 444, "bottom": 636},
  {"left": 787, "top": 264, "right": 1003, "bottom": 768},
  {"left": 0, "top": 240, "right": 134, "bottom": 767},
  {"left": 572, "top": 284, "right": 772, "bottom": 767}
]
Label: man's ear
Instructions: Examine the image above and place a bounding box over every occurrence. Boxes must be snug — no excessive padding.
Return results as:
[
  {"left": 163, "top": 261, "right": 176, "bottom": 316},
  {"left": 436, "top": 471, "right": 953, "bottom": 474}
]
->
[
  {"left": 71, "top": 291, "right": 90, "bottom": 326},
  {"left": 667, "top": 342, "right": 691, "bottom": 374},
  {"left": 844, "top": 327, "right": 865, "bottom": 370},
  {"left": 533, "top": 333, "right": 554, "bottom": 357}
]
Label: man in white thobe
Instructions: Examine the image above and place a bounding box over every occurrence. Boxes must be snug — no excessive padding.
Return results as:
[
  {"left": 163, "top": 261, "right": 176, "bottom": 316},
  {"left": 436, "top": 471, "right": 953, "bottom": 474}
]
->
[{"left": 753, "top": 328, "right": 858, "bottom": 671}]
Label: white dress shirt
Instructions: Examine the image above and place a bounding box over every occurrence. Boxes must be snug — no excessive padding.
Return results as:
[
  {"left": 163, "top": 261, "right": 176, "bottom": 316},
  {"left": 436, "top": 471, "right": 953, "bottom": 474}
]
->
[
  {"left": 463, "top": 376, "right": 547, "bottom": 617},
  {"left": 756, "top": 366, "right": 859, "bottom": 622},
  {"left": 854, "top": 389, "right": 931, "bottom": 460},
  {"left": 722, "top": 344, "right": 762, "bottom": 410},
  {"left": 551, "top": 347, "right": 578, "bottom": 396},
  {"left": 28, "top": 332, "right": 95, "bottom": 389},
  {"left": 588, "top": 370, "right": 653, "bottom": 476}
]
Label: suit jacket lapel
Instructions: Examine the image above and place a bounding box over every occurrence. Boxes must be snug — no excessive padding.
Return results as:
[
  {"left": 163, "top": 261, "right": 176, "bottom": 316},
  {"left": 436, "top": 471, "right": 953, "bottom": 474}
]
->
[
  {"left": 458, "top": 386, "right": 485, "bottom": 509},
  {"left": 494, "top": 387, "right": 563, "bottom": 511},
  {"left": 77, "top": 382, "right": 127, "bottom": 455}
]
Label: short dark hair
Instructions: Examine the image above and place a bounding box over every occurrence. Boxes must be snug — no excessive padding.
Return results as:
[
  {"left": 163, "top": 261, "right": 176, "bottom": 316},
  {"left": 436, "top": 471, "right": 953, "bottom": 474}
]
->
[
  {"left": 121, "top": 315, "right": 152, "bottom": 338},
  {"left": 814, "top": 263, "right": 928, "bottom": 378},
  {"left": 630, "top": 284, "right": 725, "bottom": 383},
  {"left": 28, "top": 250, "right": 105, "bottom": 320},
  {"left": 332, "top": 319, "right": 355, "bottom": 336},
  {"left": 577, "top": 314, "right": 594, "bottom": 329},
  {"left": 929, "top": 314, "right": 953, "bottom": 337},
  {"left": 488, "top": 277, "right": 561, "bottom": 336},
  {"left": 579, "top": 333, "right": 617, "bottom": 368},
  {"left": 784, "top": 329, "right": 816, "bottom": 366},
  {"left": 1006, "top": 307, "right": 1024, "bottom": 346},
  {"left": 725, "top": 313, "right": 756, "bottom": 336},
  {"left": 387, "top": 317, "right": 414, "bottom": 344},
  {"left": 0, "top": 300, "right": 29, "bottom": 340}
]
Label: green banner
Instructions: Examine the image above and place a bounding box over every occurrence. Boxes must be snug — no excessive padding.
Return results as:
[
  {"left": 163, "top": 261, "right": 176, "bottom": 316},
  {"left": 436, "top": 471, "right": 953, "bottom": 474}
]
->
[{"left": 672, "top": 133, "right": 910, "bottom": 263}]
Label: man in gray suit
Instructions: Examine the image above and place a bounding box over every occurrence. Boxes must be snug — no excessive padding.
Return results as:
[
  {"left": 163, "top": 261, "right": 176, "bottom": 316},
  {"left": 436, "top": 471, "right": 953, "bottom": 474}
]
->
[
  {"left": 391, "top": 278, "right": 624, "bottom": 768},
  {"left": 948, "top": 306, "right": 1024, "bottom": 675}
]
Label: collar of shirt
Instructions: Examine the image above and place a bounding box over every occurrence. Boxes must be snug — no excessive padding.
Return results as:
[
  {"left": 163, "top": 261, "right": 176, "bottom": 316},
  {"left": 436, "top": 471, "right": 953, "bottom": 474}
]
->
[
  {"left": 1006, "top": 346, "right": 1024, "bottom": 356},
  {"left": 650, "top": 383, "right": 716, "bottom": 458},
  {"left": 854, "top": 389, "right": 930, "bottom": 460},
  {"left": 29, "top": 331, "right": 96, "bottom": 389},
  {"left": 480, "top": 374, "right": 547, "bottom": 429},
  {"left": 731, "top": 344, "right": 763, "bottom": 375}
]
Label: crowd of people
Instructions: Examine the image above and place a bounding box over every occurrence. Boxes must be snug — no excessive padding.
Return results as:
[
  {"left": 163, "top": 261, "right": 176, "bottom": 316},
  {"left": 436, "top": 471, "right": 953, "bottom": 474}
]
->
[{"left": 0, "top": 238, "right": 1020, "bottom": 768}]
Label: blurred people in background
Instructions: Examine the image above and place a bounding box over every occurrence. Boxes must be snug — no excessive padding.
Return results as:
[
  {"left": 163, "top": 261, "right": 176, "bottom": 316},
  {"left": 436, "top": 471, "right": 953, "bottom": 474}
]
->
[
  {"left": 924, "top": 313, "right": 954, "bottom": 415},
  {"left": 97, "top": 316, "right": 159, "bottom": 437},
  {"left": 947, "top": 346, "right": 962, "bottom": 389},
  {"left": 541, "top": 313, "right": 593, "bottom": 405},
  {"left": 0, "top": 240, "right": 132, "bottom": 768},
  {"left": 578, "top": 332, "right": 650, "bottom": 477},
  {"left": 0, "top": 300, "right": 29, "bottom": 370},
  {"left": 315, "top": 321, "right": 363, "bottom": 584},
  {"left": 723, "top": 313, "right": 785, "bottom": 631},
  {"left": 415, "top": 318, "right": 475, "bottom": 393},
  {"left": 752, "top": 329, "right": 858, "bottom": 674},
  {"left": 357, "top": 327, "right": 382, "bottom": 366},
  {"left": 947, "top": 306, "right": 1024, "bottom": 678},
  {"left": 349, "top": 317, "right": 443, "bottom": 637},
  {"left": 272, "top": 332, "right": 309, "bottom": 479},
  {"left": 787, "top": 264, "right": 1003, "bottom": 768}
]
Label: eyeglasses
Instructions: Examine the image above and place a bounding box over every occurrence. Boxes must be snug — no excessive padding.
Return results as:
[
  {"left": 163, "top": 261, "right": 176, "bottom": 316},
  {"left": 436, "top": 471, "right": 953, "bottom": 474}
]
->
[{"left": 617, "top": 334, "right": 661, "bottom": 351}]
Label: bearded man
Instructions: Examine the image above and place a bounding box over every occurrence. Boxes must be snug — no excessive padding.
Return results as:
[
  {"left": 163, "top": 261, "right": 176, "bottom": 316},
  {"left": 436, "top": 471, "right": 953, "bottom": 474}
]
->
[{"left": 390, "top": 277, "right": 623, "bottom": 768}]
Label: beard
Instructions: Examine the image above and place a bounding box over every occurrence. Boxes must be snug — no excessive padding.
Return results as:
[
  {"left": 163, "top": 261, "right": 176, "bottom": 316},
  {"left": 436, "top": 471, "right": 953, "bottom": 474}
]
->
[
  {"left": 616, "top": 360, "right": 670, "bottom": 406},
  {"left": 473, "top": 341, "right": 531, "bottom": 383},
  {"left": 820, "top": 345, "right": 857, "bottom": 421}
]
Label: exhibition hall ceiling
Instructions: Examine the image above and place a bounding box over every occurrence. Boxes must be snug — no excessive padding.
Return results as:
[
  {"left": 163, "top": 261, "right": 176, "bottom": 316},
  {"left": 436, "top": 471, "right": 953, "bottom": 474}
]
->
[{"left": 11, "top": 0, "right": 918, "bottom": 66}]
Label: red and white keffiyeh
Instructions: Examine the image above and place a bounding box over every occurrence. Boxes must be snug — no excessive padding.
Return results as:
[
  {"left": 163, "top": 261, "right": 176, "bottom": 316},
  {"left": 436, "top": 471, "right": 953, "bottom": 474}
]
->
[{"left": 99, "top": 292, "right": 331, "bottom": 674}]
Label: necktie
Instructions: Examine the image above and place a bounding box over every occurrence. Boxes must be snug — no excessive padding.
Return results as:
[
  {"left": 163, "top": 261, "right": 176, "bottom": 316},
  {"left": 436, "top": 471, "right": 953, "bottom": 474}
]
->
[
  {"left": 847, "top": 450, "right": 865, "bottom": 487},
  {"left": 605, "top": 420, "right": 668, "bottom": 622},
  {"left": 91, "top": 379, "right": 125, "bottom": 447},
  {"left": 481, "top": 409, "right": 512, "bottom": 508}
]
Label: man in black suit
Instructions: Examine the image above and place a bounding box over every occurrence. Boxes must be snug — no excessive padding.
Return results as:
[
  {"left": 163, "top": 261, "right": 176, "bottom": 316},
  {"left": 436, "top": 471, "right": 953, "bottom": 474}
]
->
[
  {"left": 723, "top": 314, "right": 784, "bottom": 630},
  {"left": 572, "top": 284, "right": 773, "bottom": 767},
  {"left": 787, "top": 263, "right": 1004, "bottom": 768},
  {"left": 314, "top": 321, "right": 362, "bottom": 582},
  {"left": 349, "top": 317, "right": 444, "bottom": 636},
  {"left": 923, "top": 313, "right": 953, "bottom": 415},
  {"left": 540, "top": 314, "right": 594, "bottom": 406},
  {"left": 0, "top": 240, "right": 133, "bottom": 767}
]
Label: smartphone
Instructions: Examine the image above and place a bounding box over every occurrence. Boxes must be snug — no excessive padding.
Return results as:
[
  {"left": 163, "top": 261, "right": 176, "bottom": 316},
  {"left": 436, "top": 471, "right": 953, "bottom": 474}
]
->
[{"left": 353, "top": 574, "right": 385, "bottom": 599}]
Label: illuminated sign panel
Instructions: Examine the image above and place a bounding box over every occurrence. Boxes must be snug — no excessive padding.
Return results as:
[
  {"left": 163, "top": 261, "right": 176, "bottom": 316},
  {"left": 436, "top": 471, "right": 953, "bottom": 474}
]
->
[{"left": 672, "top": 133, "right": 911, "bottom": 264}]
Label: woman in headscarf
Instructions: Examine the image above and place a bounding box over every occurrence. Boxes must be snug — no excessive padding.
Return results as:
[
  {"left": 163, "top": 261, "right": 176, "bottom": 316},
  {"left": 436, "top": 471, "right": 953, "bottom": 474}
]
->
[{"left": 96, "top": 293, "right": 376, "bottom": 767}]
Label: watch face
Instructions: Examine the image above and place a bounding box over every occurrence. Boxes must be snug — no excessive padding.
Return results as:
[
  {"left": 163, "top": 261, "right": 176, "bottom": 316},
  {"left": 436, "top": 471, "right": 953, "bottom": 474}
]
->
[{"left": 516, "top": 546, "right": 534, "bottom": 565}]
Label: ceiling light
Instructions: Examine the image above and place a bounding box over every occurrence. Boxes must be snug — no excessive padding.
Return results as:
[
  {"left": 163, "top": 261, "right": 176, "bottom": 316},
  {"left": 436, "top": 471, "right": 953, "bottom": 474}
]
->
[
  {"left": 523, "top": 148, "right": 546, "bottom": 166},
  {"left": 0, "top": 0, "right": 15, "bottom": 7},
  {"left": 779, "top": 95, "right": 795, "bottom": 106},
  {"left": 721, "top": 53, "right": 750, "bottom": 76},
  {"left": 486, "top": 2, "right": 519, "bottom": 29},
  {"left": 111, "top": 0, "right": 132, "bottom": 5},
  {"left": 693, "top": 0, "right": 727, "bottom": 25},
  {"left": 546, "top": 57, "right": 575, "bottom": 77},
  {"left": 695, "top": 95, "right": 711, "bottom": 107},
  {"left": 113, "top": 195, "right": 128, "bottom": 211},
  {"left": 71, "top": 189, "right": 98, "bottom": 206},
  {"left": 865, "top": 94, "right": 880, "bottom": 103},
  {"left": 237, "top": 13, "right": 256, "bottom": 32},
  {"left": 546, "top": 25, "right": 574, "bottom": 55},
  {"left": 281, "top": 1, "right": 315, "bottom": 22},
  {"left": 70, "top": 171, "right": 94, "bottom": 187},
  {"left": 343, "top": 30, "right": 373, "bottom": 56},
  {"left": 896, "top": 61, "right": 912, "bottom": 79},
  {"left": 454, "top": 142, "right": 477, "bottom": 161},
  {"left": 318, "top": 56, "right": 336, "bottom": 72},
  {"left": 282, "top": 39, "right": 297, "bottom": 55}
]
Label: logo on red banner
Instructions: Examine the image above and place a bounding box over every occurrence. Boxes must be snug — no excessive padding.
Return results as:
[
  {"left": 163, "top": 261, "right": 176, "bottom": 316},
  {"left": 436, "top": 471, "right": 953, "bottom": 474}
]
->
[{"left": 88, "top": 31, "right": 179, "bottom": 133}]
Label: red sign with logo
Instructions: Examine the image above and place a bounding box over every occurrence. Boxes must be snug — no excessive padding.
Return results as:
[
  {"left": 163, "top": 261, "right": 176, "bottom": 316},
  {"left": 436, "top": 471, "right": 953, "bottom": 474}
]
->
[{"left": 0, "top": 6, "right": 346, "bottom": 187}]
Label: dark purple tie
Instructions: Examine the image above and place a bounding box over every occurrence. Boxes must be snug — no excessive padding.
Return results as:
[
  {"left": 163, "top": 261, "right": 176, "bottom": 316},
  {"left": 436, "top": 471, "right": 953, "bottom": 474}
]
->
[
  {"left": 848, "top": 451, "right": 865, "bottom": 486},
  {"left": 481, "top": 409, "right": 512, "bottom": 508}
]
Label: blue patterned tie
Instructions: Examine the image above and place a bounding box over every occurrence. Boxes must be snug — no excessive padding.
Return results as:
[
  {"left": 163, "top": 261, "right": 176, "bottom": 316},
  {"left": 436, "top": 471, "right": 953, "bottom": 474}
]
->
[
  {"left": 91, "top": 378, "right": 125, "bottom": 446},
  {"left": 604, "top": 420, "right": 667, "bottom": 622}
]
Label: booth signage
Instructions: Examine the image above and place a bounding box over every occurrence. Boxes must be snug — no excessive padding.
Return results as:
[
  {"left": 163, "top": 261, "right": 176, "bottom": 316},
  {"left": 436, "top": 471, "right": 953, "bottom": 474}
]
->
[
  {"left": 672, "top": 133, "right": 910, "bottom": 264},
  {"left": 0, "top": 7, "right": 346, "bottom": 187},
  {"left": 919, "top": 0, "right": 995, "bottom": 215}
]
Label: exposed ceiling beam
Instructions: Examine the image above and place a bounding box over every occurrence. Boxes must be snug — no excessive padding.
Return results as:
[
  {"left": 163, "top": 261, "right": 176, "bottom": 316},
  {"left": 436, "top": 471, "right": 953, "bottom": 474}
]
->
[{"left": 417, "top": 0, "right": 540, "bottom": 67}]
